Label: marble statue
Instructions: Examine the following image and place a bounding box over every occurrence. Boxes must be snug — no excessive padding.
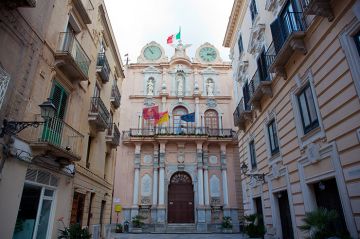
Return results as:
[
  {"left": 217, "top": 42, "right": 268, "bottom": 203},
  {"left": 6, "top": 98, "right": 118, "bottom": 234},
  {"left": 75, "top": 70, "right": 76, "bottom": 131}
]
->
[{"left": 147, "top": 78, "right": 154, "bottom": 95}]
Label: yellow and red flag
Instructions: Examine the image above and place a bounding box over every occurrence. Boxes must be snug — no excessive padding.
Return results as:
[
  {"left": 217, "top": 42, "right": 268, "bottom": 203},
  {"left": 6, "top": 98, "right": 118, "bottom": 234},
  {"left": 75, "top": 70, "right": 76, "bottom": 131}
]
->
[{"left": 156, "top": 111, "right": 169, "bottom": 124}]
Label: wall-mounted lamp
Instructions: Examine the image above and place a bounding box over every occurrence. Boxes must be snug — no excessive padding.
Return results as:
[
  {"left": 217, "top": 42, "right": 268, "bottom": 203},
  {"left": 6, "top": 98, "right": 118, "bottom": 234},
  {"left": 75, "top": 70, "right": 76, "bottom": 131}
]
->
[
  {"left": 0, "top": 98, "right": 56, "bottom": 137},
  {"left": 240, "top": 162, "right": 265, "bottom": 183}
]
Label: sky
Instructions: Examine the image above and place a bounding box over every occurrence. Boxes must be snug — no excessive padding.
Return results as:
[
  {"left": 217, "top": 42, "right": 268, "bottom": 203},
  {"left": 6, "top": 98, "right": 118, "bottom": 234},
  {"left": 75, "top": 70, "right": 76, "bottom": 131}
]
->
[{"left": 104, "top": 0, "right": 234, "bottom": 64}]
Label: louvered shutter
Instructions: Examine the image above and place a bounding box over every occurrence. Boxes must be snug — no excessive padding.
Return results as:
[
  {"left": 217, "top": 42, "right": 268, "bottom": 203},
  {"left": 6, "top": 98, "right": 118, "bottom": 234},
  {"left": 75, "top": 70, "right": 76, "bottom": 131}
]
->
[
  {"left": 51, "top": 82, "right": 68, "bottom": 120},
  {"left": 270, "top": 18, "right": 285, "bottom": 54}
]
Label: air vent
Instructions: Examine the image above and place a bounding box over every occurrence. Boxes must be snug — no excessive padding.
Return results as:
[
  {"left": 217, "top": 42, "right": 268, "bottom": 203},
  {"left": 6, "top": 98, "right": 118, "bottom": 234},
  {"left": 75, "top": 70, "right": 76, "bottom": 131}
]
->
[
  {"left": 37, "top": 171, "right": 51, "bottom": 185},
  {"left": 25, "top": 168, "right": 37, "bottom": 181},
  {"left": 25, "top": 168, "right": 59, "bottom": 187}
]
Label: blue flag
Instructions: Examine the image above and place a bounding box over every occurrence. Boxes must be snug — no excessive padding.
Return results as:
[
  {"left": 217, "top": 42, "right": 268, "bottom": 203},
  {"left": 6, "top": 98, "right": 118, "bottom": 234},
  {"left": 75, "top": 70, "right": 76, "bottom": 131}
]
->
[{"left": 181, "top": 112, "right": 195, "bottom": 122}]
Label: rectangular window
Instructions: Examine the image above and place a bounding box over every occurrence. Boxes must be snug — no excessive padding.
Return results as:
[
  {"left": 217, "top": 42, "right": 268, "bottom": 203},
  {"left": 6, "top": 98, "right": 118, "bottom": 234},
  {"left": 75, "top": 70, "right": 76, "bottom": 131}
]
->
[
  {"left": 86, "top": 136, "right": 92, "bottom": 168},
  {"left": 297, "top": 84, "right": 319, "bottom": 134},
  {"left": 267, "top": 119, "right": 279, "bottom": 155},
  {"left": 94, "top": 84, "right": 100, "bottom": 98},
  {"left": 238, "top": 34, "right": 244, "bottom": 55},
  {"left": 249, "top": 140, "right": 257, "bottom": 169},
  {"left": 354, "top": 31, "right": 360, "bottom": 56},
  {"left": 250, "top": 0, "right": 258, "bottom": 23}
]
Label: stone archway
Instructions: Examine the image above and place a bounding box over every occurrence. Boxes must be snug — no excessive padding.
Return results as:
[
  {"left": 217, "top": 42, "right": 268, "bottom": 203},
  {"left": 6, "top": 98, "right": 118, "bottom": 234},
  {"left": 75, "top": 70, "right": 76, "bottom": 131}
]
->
[{"left": 167, "top": 172, "right": 194, "bottom": 223}]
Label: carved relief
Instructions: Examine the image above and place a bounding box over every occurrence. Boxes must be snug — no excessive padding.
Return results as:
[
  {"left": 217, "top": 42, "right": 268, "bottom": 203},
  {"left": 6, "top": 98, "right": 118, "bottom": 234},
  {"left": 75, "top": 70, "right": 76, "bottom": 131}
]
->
[
  {"left": 247, "top": 23, "right": 266, "bottom": 55},
  {"left": 143, "top": 155, "right": 152, "bottom": 164},
  {"left": 170, "top": 172, "right": 192, "bottom": 184},
  {"left": 209, "top": 155, "right": 218, "bottom": 164}
]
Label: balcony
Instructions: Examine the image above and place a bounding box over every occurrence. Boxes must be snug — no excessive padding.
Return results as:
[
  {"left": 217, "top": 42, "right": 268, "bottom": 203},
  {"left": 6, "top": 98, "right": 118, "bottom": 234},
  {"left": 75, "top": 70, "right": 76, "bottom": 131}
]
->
[
  {"left": 27, "top": 117, "right": 84, "bottom": 165},
  {"left": 122, "top": 127, "right": 236, "bottom": 142},
  {"left": 72, "top": 0, "right": 94, "bottom": 24},
  {"left": 106, "top": 123, "right": 120, "bottom": 147},
  {"left": 96, "top": 53, "right": 110, "bottom": 83},
  {"left": 55, "top": 32, "right": 90, "bottom": 82},
  {"left": 267, "top": 12, "right": 307, "bottom": 79},
  {"left": 1, "top": 0, "right": 36, "bottom": 8},
  {"left": 248, "top": 69, "right": 272, "bottom": 110},
  {"left": 88, "top": 97, "right": 111, "bottom": 132},
  {"left": 110, "top": 84, "right": 121, "bottom": 109},
  {"left": 233, "top": 97, "right": 252, "bottom": 131},
  {"left": 301, "top": 0, "right": 334, "bottom": 21}
]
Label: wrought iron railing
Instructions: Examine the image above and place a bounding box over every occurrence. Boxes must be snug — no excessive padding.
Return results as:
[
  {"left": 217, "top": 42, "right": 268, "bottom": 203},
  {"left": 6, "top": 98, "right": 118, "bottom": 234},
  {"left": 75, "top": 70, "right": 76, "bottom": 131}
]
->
[
  {"left": 89, "top": 97, "right": 111, "bottom": 127},
  {"left": 265, "top": 42, "right": 276, "bottom": 69},
  {"left": 56, "top": 32, "right": 90, "bottom": 77},
  {"left": 96, "top": 52, "right": 110, "bottom": 82},
  {"left": 248, "top": 70, "right": 260, "bottom": 100},
  {"left": 27, "top": 117, "right": 84, "bottom": 158},
  {"left": 107, "top": 123, "right": 120, "bottom": 145},
  {"left": 273, "top": 11, "right": 307, "bottom": 54},
  {"left": 233, "top": 97, "right": 251, "bottom": 126},
  {"left": 122, "top": 127, "right": 235, "bottom": 140},
  {"left": 111, "top": 84, "right": 121, "bottom": 107}
]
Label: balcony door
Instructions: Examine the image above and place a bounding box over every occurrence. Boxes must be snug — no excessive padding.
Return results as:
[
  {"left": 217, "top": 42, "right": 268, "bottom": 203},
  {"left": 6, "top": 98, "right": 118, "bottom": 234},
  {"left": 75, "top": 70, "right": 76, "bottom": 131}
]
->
[
  {"left": 172, "top": 106, "right": 188, "bottom": 134},
  {"left": 42, "top": 82, "right": 68, "bottom": 146},
  {"left": 204, "top": 109, "right": 218, "bottom": 136}
]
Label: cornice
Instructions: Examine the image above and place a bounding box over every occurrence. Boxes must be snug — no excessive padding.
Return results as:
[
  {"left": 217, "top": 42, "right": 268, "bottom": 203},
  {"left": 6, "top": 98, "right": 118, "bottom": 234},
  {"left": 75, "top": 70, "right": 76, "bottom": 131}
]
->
[{"left": 223, "top": 0, "right": 246, "bottom": 48}]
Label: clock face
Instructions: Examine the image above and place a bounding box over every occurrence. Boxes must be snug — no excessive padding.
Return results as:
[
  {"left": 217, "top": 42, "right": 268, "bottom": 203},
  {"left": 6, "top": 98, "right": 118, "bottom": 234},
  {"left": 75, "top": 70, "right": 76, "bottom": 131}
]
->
[
  {"left": 144, "top": 46, "right": 162, "bottom": 60},
  {"left": 199, "top": 47, "right": 217, "bottom": 62}
]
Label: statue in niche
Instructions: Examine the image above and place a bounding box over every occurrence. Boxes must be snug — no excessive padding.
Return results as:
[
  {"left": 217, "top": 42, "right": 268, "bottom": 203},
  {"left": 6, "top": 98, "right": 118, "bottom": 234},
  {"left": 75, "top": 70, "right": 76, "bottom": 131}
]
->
[
  {"left": 147, "top": 78, "right": 154, "bottom": 96},
  {"left": 176, "top": 74, "right": 184, "bottom": 96},
  {"left": 206, "top": 79, "right": 214, "bottom": 96}
]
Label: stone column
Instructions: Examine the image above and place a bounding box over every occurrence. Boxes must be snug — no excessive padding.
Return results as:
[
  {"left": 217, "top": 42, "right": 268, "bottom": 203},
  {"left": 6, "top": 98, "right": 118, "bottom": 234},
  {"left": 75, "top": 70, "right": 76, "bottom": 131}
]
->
[
  {"left": 152, "top": 143, "right": 159, "bottom": 224},
  {"left": 196, "top": 142, "right": 206, "bottom": 232},
  {"left": 220, "top": 144, "right": 229, "bottom": 207},
  {"left": 203, "top": 145, "right": 211, "bottom": 223},
  {"left": 131, "top": 143, "right": 141, "bottom": 218},
  {"left": 157, "top": 141, "right": 166, "bottom": 226}
]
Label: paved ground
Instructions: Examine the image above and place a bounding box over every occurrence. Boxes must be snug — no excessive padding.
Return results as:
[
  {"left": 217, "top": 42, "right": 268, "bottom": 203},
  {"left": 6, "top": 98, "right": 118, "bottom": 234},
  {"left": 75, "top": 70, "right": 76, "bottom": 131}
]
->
[{"left": 110, "top": 233, "right": 247, "bottom": 239}]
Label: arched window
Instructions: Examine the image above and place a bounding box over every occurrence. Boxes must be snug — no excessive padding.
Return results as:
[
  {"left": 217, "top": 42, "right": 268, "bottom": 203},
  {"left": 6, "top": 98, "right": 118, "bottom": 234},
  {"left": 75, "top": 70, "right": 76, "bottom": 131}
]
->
[
  {"left": 204, "top": 109, "right": 218, "bottom": 135},
  {"left": 172, "top": 106, "right": 191, "bottom": 134}
]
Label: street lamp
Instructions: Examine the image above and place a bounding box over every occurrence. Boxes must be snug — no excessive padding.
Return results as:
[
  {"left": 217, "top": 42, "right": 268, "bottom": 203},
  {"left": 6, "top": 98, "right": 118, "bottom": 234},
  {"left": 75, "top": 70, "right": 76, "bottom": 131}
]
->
[
  {"left": 240, "top": 162, "right": 265, "bottom": 183},
  {"left": 0, "top": 98, "right": 56, "bottom": 137}
]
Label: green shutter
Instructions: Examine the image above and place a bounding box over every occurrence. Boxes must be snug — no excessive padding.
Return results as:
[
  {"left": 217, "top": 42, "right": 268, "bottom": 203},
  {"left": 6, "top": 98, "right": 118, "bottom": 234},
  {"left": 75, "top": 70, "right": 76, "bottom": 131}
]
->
[{"left": 51, "top": 82, "right": 68, "bottom": 119}]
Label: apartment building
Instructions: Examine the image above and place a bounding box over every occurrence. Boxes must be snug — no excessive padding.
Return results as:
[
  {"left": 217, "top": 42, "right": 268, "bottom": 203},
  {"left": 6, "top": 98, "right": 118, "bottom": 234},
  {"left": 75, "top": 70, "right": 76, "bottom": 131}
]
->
[
  {"left": 224, "top": 0, "right": 360, "bottom": 238},
  {"left": 0, "top": 0, "right": 124, "bottom": 238}
]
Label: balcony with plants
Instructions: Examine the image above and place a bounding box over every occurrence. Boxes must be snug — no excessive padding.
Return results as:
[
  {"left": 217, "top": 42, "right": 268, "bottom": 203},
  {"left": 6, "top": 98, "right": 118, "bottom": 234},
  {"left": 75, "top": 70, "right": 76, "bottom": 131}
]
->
[{"left": 55, "top": 32, "right": 91, "bottom": 82}]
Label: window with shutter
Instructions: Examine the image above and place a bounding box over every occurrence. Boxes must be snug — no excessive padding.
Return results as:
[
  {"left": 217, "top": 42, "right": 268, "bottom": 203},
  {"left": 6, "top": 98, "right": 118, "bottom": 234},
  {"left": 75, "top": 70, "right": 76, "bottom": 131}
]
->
[
  {"left": 250, "top": 0, "right": 258, "bottom": 23},
  {"left": 50, "top": 82, "right": 68, "bottom": 120},
  {"left": 270, "top": 18, "right": 286, "bottom": 54},
  {"left": 238, "top": 34, "right": 244, "bottom": 55},
  {"left": 257, "top": 48, "right": 269, "bottom": 81},
  {"left": 354, "top": 31, "right": 360, "bottom": 56},
  {"left": 249, "top": 140, "right": 257, "bottom": 169},
  {"left": 243, "top": 82, "right": 251, "bottom": 111}
]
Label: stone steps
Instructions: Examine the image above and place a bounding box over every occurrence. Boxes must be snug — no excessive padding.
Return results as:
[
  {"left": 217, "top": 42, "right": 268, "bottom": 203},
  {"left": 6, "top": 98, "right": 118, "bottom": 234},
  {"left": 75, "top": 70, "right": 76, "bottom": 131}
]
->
[{"left": 166, "top": 223, "right": 197, "bottom": 233}]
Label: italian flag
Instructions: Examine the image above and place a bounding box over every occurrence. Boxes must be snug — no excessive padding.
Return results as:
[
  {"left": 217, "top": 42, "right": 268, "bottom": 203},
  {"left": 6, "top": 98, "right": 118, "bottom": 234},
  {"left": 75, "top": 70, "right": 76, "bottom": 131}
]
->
[{"left": 167, "top": 29, "right": 181, "bottom": 44}]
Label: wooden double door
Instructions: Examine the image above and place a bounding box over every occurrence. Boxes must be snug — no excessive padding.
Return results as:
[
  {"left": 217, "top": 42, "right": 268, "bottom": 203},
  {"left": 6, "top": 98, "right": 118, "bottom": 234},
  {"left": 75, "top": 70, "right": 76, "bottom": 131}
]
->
[{"left": 167, "top": 172, "right": 194, "bottom": 223}]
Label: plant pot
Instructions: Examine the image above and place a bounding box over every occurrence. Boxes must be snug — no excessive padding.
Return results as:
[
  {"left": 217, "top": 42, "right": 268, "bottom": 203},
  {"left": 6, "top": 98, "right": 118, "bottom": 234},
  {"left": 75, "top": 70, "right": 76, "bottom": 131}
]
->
[
  {"left": 131, "top": 227, "right": 142, "bottom": 233},
  {"left": 222, "top": 228, "right": 232, "bottom": 233}
]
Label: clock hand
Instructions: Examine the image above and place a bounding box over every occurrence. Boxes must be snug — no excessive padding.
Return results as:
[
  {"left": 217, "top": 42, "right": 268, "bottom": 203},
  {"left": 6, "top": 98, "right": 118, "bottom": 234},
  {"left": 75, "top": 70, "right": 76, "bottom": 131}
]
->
[{"left": 149, "top": 48, "right": 154, "bottom": 54}]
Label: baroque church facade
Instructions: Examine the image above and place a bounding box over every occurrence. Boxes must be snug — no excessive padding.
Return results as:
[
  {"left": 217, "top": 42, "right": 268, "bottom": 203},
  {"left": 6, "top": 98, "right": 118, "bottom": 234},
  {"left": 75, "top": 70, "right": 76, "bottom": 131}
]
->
[{"left": 113, "top": 41, "right": 242, "bottom": 232}]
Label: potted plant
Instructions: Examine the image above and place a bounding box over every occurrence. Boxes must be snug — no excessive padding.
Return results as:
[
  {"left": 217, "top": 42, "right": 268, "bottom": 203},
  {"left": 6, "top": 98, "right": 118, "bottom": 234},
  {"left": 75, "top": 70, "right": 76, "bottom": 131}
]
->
[
  {"left": 131, "top": 215, "right": 144, "bottom": 233},
  {"left": 299, "top": 208, "right": 350, "bottom": 239},
  {"left": 115, "top": 223, "right": 123, "bottom": 233},
  {"left": 244, "top": 213, "right": 265, "bottom": 239},
  {"left": 221, "top": 216, "right": 233, "bottom": 233},
  {"left": 58, "top": 223, "right": 91, "bottom": 239}
]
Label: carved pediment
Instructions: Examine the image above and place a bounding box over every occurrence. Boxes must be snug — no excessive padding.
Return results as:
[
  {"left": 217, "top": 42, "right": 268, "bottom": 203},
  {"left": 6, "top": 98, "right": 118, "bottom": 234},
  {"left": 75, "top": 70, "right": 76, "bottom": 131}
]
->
[
  {"left": 247, "top": 23, "right": 266, "bottom": 55},
  {"left": 201, "top": 67, "right": 218, "bottom": 76},
  {"left": 237, "top": 61, "right": 249, "bottom": 83}
]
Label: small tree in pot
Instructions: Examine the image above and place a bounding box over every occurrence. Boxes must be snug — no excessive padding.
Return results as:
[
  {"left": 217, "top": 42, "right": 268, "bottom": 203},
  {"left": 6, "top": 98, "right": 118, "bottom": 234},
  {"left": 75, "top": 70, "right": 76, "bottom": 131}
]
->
[
  {"left": 131, "top": 215, "right": 144, "bottom": 233},
  {"left": 244, "top": 214, "right": 265, "bottom": 239},
  {"left": 221, "top": 216, "right": 233, "bottom": 233}
]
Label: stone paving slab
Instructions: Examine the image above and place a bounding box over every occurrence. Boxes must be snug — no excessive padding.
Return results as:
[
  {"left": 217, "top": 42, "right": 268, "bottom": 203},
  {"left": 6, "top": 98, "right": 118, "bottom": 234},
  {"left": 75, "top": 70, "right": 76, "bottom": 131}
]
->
[{"left": 110, "top": 233, "right": 247, "bottom": 239}]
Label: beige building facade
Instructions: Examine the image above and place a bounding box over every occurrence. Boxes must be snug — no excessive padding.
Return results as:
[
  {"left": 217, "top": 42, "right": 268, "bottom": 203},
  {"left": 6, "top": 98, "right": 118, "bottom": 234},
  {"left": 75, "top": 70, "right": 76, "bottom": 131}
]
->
[
  {"left": 0, "top": 0, "right": 124, "bottom": 238},
  {"left": 112, "top": 42, "right": 243, "bottom": 232},
  {"left": 224, "top": 0, "right": 360, "bottom": 238}
]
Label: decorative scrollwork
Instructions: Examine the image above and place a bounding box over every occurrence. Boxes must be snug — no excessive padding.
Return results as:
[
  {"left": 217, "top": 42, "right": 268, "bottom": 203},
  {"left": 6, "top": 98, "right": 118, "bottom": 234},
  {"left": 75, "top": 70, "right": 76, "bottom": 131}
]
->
[{"left": 170, "top": 172, "right": 192, "bottom": 184}]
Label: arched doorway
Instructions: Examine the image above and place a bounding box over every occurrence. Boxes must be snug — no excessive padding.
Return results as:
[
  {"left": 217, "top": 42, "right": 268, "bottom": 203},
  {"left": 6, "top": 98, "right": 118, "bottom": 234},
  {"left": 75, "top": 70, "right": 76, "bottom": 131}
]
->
[{"left": 167, "top": 172, "right": 194, "bottom": 223}]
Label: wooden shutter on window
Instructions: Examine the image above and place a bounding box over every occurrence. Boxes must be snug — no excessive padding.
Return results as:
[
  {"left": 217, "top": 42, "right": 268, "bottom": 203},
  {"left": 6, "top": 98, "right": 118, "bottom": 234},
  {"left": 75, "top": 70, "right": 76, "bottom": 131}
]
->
[
  {"left": 270, "top": 18, "right": 285, "bottom": 54},
  {"left": 51, "top": 82, "right": 68, "bottom": 120}
]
